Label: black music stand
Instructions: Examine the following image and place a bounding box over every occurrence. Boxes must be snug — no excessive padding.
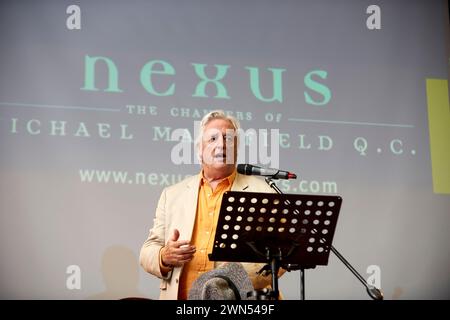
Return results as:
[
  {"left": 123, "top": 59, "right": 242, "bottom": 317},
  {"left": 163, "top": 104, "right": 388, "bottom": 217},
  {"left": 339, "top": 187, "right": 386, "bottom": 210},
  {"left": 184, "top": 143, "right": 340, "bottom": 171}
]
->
[{"left": 208, "top": 191, "right": 342, "bottom": 300}]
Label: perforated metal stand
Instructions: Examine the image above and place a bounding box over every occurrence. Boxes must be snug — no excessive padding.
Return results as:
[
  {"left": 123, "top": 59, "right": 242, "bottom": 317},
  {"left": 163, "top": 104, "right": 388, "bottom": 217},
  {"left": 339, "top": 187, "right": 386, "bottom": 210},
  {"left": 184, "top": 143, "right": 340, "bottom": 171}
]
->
[{"left": 209, "top": 190, "right": 342, "bottom": 300}]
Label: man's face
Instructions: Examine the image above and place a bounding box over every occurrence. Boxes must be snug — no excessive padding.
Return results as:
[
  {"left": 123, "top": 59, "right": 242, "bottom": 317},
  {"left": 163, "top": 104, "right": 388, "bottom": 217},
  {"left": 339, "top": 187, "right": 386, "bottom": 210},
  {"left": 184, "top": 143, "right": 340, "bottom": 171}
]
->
[{"left": 200, "top": 119, "right": 237, "bottom": 175}]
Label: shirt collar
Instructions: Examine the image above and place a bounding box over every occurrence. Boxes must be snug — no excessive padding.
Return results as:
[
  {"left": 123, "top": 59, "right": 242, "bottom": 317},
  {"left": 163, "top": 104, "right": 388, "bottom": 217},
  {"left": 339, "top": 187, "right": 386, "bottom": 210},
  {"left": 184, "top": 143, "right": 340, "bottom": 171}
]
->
[{"left": 200, "top": 169, "right": 237, "bottom": 187}]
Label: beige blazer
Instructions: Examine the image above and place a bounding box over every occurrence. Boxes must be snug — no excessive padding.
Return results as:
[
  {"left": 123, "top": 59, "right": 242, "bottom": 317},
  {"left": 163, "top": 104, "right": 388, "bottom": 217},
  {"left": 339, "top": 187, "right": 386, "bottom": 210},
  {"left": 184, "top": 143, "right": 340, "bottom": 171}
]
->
[{"left": 139, "top": 172, "right": 277, "bottom": 300}]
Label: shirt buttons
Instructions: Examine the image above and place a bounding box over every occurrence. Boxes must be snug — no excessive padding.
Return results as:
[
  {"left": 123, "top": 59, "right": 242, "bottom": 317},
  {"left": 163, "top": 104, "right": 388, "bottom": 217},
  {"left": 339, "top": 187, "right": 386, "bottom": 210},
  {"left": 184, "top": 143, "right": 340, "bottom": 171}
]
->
[
  {"left": 209, "top": 212, "right": 214, "bottom": 216},
  {"left": 205, "top": 231, "right": 210, "bottom": 235}
]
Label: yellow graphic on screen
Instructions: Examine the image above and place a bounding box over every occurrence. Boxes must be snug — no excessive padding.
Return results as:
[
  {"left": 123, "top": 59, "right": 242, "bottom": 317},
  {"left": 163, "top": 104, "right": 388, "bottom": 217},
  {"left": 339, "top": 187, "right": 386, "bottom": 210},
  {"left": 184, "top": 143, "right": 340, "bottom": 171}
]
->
[{"left": 426, "top": 79, "right": 450, "bottom": 194}]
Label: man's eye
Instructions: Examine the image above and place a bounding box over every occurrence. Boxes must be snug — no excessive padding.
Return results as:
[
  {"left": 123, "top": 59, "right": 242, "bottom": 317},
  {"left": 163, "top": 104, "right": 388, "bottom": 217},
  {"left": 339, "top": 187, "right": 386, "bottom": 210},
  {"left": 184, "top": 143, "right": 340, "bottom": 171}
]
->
[{"left": 209, "top": 136, "right": 217, "bottom": 142}]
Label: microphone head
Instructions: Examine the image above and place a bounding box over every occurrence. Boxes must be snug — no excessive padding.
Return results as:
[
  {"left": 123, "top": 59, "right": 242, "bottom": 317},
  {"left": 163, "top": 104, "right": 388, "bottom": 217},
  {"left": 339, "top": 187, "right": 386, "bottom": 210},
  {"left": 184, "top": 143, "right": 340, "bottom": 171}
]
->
[
  {"left": 288, "top": 173, "right": 297, "bottom": 179},
  {"left": 237, "top": 164, "right": 252, "bottom": 175}
]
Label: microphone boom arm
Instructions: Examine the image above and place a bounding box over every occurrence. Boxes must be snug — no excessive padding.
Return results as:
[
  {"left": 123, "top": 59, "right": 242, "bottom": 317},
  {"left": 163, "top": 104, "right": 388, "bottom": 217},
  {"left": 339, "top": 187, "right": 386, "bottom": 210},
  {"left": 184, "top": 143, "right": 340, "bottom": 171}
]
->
[{"left": 264, "top": 177, "right": 383, "bottom": 300}]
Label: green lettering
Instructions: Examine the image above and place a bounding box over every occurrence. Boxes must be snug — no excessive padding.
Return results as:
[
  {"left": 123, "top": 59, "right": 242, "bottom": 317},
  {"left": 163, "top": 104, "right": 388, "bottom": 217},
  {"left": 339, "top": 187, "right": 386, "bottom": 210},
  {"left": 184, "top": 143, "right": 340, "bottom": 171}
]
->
[
  {"left": 246, "top": 66, "right": 285, "bottom": 103},
  {"left": 304, "top": 70, "right": 331, "bottom": 106},
  {"left": 81, "top": 55, "right": 123, "bottom": 92},
  {"left": 192, "top": 63, "right": 230, "bottom": 99},
  {"left": 140, "top": 60, "right": 175, "bottom": 96}
]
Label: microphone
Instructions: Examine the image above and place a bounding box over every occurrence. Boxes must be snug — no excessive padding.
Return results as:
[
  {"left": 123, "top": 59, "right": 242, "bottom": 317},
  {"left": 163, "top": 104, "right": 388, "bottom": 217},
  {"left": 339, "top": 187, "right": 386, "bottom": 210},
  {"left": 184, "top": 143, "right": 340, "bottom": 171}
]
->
[{"left": 237, "top": 164, "right": 297, "bottom": 180}]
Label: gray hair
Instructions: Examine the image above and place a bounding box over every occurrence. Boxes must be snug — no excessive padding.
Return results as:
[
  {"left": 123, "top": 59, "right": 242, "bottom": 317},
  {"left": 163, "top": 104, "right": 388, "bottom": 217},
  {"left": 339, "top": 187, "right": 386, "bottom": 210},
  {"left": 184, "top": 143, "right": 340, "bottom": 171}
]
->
[{"left": 195, "top": 110, "right": 240, "bottom": 159}]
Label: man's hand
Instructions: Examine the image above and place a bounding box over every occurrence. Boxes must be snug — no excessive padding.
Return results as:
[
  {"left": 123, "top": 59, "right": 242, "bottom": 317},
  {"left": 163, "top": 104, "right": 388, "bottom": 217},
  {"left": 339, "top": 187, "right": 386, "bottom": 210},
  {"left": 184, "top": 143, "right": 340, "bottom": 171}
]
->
[{"left": 161, "top": 229, "right": 196, "bottom": 268}]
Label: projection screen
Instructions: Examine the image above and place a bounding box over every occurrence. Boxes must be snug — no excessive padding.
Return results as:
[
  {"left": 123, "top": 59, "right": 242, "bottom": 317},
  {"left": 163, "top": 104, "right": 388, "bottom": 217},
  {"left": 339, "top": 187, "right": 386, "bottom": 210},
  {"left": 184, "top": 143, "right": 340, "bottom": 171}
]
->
[{"left": 0, "top": 0, "right": 449, "bottom": 299}]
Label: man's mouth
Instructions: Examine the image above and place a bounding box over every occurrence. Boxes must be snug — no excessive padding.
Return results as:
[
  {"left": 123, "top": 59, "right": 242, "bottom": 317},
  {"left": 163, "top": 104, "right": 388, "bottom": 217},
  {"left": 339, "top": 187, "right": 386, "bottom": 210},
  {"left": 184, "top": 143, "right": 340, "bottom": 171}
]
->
[{"left": 213, "top": 153, "right": 226, "bottom": 159}]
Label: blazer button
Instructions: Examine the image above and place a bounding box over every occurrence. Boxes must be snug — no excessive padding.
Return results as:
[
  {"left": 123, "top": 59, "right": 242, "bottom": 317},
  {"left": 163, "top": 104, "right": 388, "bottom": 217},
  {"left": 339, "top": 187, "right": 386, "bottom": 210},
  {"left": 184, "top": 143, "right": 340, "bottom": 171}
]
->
[{"left": 176, "top": 278, "right": 179, "bottom": 283}]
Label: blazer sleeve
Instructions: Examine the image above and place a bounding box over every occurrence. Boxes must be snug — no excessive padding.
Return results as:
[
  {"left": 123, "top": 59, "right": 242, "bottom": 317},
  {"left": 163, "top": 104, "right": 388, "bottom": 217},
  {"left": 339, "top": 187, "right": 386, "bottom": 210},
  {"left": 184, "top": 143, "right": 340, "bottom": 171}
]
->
[{"left": 139, "top": 187, "right": 173, "bottom": 280}]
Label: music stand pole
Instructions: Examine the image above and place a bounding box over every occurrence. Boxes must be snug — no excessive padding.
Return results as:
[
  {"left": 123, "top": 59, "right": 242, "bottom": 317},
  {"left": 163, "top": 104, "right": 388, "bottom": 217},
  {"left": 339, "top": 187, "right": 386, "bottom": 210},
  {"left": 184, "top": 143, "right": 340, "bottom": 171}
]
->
[
  {"left": 269, "top": 251, "right": 280, "bottom": 300},
  {"left": 265, "top": 177, "right": 307, "bottom": 300},
  {"left": 264, "top": 177, "right": 383, "bottom": 301},
  {"left": 300, "top": 267, "right": 305, "bottom": 300}
]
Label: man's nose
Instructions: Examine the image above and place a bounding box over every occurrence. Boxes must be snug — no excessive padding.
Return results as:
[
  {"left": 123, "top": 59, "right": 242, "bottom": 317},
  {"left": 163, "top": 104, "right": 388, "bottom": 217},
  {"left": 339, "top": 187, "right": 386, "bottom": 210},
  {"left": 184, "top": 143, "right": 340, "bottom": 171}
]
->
[{"left": 215, "top": 135, "right": 225, "bottom": 148}]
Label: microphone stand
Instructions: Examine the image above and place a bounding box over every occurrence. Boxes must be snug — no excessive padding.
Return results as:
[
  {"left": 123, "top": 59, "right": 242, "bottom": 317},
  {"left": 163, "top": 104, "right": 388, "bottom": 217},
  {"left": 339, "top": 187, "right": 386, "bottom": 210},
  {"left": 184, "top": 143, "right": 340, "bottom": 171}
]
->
[{"left": 265, "top": 177, "right": 383, "bottom": 300}]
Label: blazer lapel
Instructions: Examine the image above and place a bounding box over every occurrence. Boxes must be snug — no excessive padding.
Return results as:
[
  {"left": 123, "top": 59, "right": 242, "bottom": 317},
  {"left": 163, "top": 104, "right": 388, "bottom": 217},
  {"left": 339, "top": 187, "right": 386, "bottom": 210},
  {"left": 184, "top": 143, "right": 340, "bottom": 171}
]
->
[
  {"left": 180, "top": 174, "right": 201, "bottom": 241},
  {"left": 231, "top": 173, "right": 249, "bottom": 191}
]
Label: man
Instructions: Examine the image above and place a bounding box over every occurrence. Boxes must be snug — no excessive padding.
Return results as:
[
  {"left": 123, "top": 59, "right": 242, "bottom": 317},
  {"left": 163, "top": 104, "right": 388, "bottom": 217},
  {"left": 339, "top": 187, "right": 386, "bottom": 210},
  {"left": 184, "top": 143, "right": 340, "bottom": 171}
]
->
[{"left": 139, "top": 110, "right": 280, "bottom": 299}]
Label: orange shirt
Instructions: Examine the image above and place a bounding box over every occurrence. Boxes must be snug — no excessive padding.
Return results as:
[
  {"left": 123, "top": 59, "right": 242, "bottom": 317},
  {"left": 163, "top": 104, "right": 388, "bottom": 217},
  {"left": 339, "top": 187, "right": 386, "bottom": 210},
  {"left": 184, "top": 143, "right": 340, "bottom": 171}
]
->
[{"left": 177, "top": 170, "right": 236, "bottom": 300}]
